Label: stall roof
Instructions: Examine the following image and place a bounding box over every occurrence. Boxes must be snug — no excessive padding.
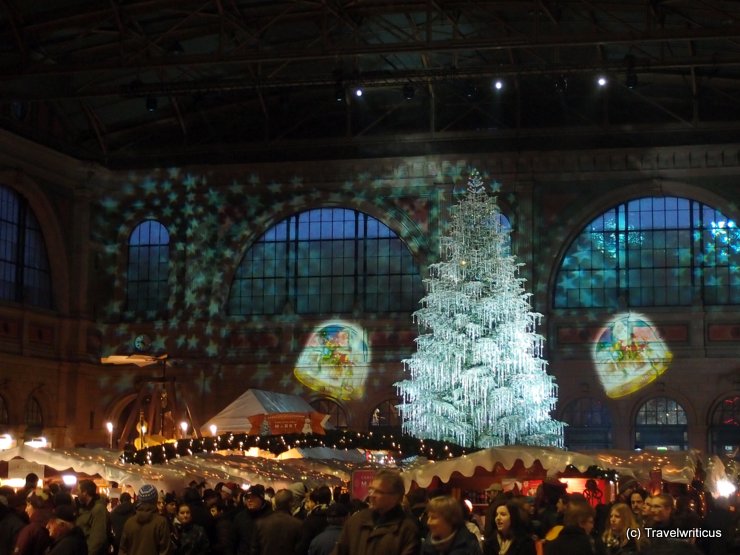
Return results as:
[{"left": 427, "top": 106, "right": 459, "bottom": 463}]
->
[
  {"left": 0, "top": 445, "right": 194, "bottom": 493},
  {"left": 400, "top": 446, "right": 703, "bottom": 489},
  {"left": 200, "top": 389, "right": 317, "bottom": 434},
  {"left": 276, "top": 447, "right": 367, "bottom": 463}
]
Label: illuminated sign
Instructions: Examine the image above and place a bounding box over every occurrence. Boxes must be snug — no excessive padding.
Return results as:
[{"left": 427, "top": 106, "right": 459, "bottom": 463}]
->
[
  {"left": 294, "top": 321, "right": 370, "bottom": 400},
  {"left": 592, "top": 313, "right": 672, "bottom": 398}
]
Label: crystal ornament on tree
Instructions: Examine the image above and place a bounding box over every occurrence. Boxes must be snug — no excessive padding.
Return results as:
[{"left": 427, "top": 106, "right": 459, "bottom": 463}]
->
[{"left": 396, "top": 170, "right": 564, "bottom": 448}]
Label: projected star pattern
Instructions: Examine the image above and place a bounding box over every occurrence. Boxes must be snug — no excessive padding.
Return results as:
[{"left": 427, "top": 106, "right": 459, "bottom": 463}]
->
[
  {"left": 555, "top": 196, "right": 740, "bottom": 308},
  {"left": 91, "top": 165, "right": 518, "bottom": 411}
]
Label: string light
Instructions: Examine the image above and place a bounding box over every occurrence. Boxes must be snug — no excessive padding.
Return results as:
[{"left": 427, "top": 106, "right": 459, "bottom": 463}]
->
[{"left": 121, "top": 429, "right": 471, "bottom": 466}]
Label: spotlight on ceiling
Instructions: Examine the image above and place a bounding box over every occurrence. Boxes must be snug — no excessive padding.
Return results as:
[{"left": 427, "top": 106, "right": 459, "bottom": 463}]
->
[
  {"left": 624, "top": 54, "right": 637, "bottom": 89},
  {"left": 554, "top": 75, "right": 568, "bottom": 93},
  {"left": 146, "top": 96, "right": 158, "bottom": 112},
  {"left": 597, "top": 75, "right": 608, "bottom": 87},
  {"left": 493, "top": 79, "right": 504, "bottom": 91},
  {"left": 402, "top": 83, "right": 415, "bottom": 100},
  {"left": 354, "top": 86, "right": 363, "bottom": 97}
]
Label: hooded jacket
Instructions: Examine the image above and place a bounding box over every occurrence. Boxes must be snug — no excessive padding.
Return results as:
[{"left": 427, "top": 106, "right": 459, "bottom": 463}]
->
[{"left": 118, "top": 503, "right": 171, "bottom": 555}]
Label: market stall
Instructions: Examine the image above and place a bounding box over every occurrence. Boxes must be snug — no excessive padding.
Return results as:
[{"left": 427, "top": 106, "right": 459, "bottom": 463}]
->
[{"left": 0, "top": 444, "right": 196, "bottom": 493}]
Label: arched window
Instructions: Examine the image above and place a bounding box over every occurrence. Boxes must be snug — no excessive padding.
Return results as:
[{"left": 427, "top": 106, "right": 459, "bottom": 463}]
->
[
  {"left": 24, "top": 396, "right": 43, "bottom": 437},
  {"left": 555, "top": 196, "right": 740, "bottom": 308},
  {"left": 228, "top": 208, "right": 424, "bottom": 315},
  {"left": 498, "top": 213, "right": 512, "bottom": 254},
  {"left": 635, "top": 396, "right": 688, "bottom": 450},
  {"left": 309, "top": 398, "right": 348, "bottom": 429},
  {"left": 709, "top": 395, "right": 739, "bottom": 457},
  {"left": 369, "top": 398, "right": 402, "bottom": 431},
  {"left": 0, "top": 395, "right": 8, "bottom": 425},
  {"left": 127, "top": 220, "right": 170, "bottom": 316},
  {"left": 0, "top": 185, "right": 52, "bottom": 308},
  {"left": 561, "top": 397, "right": 612, "bottom": 450}
]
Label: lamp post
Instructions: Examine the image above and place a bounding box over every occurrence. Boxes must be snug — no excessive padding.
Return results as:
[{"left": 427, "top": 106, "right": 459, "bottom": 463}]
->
[
  {"left": 105, "top": 421, "right": 113, "bottom": 449},
  {"left": 180, "top": 421, "right": 188, "bottom": 439}
]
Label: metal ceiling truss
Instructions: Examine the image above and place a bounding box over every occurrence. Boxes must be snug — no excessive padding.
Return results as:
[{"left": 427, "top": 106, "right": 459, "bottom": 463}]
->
[{"left": 1, "top": 0, "right": 740, "bottom": 165}]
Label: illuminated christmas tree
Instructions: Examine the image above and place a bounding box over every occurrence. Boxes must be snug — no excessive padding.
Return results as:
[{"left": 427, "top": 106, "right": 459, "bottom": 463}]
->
[{"left": 396, "top": 170, "right": 564, "bottom": 448}]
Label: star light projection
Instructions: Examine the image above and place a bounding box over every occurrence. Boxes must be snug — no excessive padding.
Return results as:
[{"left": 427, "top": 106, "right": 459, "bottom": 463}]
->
[
  {"left": 91, "top": 162, "right": 486, "bottom": 413},
  {"left": 555, "top": 196, "right": 740, "bottom": 308},
  {"left": 592, "top": 313, "right": 672, "bottom": 398},
  {"left": 396, "top": 170, "right": 564, "bottom": 448}
]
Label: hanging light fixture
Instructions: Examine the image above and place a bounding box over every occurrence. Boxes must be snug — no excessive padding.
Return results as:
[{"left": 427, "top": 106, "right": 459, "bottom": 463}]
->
[
  {"left": 334, "top": 80, "right": 345, "bottom": 102},
  {"left": 402, "top": 83, "right": 415, "bottom": 100}
]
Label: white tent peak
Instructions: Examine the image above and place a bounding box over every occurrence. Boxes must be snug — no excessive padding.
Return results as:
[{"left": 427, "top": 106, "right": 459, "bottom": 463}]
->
[{"left": 199, "top": 389, "right": 320, "bottom": 434}]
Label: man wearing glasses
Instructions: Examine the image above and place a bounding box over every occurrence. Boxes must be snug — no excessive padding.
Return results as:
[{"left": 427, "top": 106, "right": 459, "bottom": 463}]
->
[{"left": 332, "top": 470, "right": 419, "bottom": 555}]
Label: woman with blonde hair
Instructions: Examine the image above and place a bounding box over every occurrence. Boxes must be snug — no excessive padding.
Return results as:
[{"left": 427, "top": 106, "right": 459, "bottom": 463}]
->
[
  {"left": 422, "top": 495, "right": 482, "bottom": 555},
  {"left": 602, "top": 502, "right": 646, "bottom": 554}
]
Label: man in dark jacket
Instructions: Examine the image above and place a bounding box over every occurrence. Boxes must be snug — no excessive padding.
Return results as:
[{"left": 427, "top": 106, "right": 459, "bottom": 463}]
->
[
  {"left": 252, "top": 489, "right": 302, "bottom": 555},
  {"left": 233, "top": 485, "right": 271, "bottom": 555},
  {"left": 296, "top": 486, "right": 332, "bottom": 555},
  {"left": 309, "top": 503, "right": 348, "bottom": 555},
  {"left": 110, "top": 493, "right": 136, "bottom": 555},
  {"left": 118, "top": 484, "right": 171, "bottom": 555},
  {"left": 333, "top": 470, "right": 420, "bottom": 555},
  {"left": 75, "top": 479, "right": 110, "bottom": 555},
  {"left": 0, "top": 495, "right": 25, "bottom": 555},
  {"left": 46, "top": 504, "right": 88, "bottom": 555}
]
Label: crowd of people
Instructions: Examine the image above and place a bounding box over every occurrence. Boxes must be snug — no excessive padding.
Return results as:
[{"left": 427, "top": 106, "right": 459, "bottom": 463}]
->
[{"left": 0, "top": 470, "right": 736, "bottom": 555}]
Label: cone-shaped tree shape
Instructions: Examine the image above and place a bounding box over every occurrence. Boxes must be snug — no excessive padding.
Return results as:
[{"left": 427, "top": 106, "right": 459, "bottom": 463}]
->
[{"left": 396, "top": 170, "right": 564, "bottom": 448}]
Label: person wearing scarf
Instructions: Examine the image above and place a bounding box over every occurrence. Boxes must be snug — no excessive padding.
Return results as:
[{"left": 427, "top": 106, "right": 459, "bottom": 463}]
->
[
  {"left": 421, "top": 496, "right": 481, "bottom": 555},
  {"left": 602, "top": 503, "right": 646, "bottom": 554},
  {"left": 483, "top": 500, "right": 536, "bottom": 555}
]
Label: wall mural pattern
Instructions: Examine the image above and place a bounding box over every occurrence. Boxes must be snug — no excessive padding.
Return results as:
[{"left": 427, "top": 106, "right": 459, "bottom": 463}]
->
[{"left": 89, "top": 163, "right": 508, "bottom": 418}]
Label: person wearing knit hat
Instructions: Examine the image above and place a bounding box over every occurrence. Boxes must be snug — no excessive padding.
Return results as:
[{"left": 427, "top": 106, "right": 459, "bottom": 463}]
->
[
  {"left": 234, "top": 484, "right": 271, "bottom": 555},
  {"left": 286, "top": 482, "right": 308, "bottom": 518},
  {"left": 26, "top": 488, "right": 53, "bottom": 510},
  {"left": 137, "top": 484, "right": 158, "bottom": 506},
  {"left": 46, "top": 504, "right": 88, "bottom": 555},
  {"left": 118, "top": 484, "right": 170, "bottom": 555},
  {"left": 220, "top": 482, "right": 239, "bottom": 510}
]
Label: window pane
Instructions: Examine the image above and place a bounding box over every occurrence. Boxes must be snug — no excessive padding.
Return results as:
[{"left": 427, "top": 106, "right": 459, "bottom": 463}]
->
[
  {"left": 127, "top": 220, "right": 170, "bottom": 316},
  {"left": 0, "top": 186, "right": 52, "bottom": 308},
  {"left": 554, "top": 196, "right": 740, "bottom": 308},
  {"left": 228, "top": 208, "right": 423, "bottom": 315}
]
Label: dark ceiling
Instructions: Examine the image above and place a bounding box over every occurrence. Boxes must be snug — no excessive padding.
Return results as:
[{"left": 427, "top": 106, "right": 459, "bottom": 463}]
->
[{"left": 2, "top": 1, "right": 740, "bottom": 169}]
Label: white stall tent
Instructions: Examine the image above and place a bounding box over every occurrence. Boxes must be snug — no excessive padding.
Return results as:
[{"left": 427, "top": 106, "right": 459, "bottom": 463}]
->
[
  {"left": 199, "top": 389, "right": 329, "bottom": 435},
  {"left": 399, "top": 446, "right": 703, "bottom": 489},
  {"left": 0, "top": 445, "right": 196, "bottom": 493}
]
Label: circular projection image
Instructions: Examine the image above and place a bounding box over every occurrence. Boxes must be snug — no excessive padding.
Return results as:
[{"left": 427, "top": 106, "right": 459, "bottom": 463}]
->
[
  {"left": 592, "top": 313, "right": 672, "bottom": 399},
  {"left": 294, "top": 322, "right": 370, "bottom": 400}
]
